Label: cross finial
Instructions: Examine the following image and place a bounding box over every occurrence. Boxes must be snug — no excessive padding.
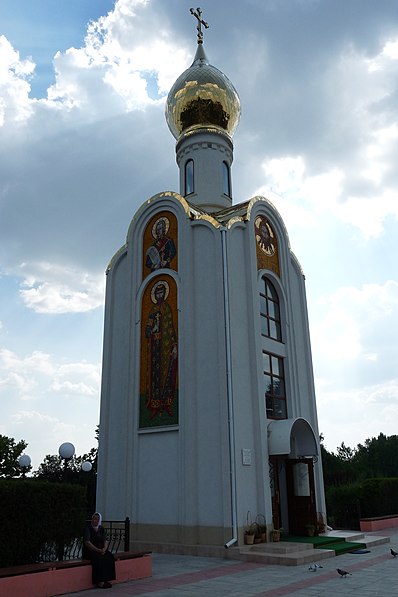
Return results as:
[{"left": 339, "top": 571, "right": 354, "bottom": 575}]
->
[{"left": 190, "top": 7, "right": 209, "bottom": 44}]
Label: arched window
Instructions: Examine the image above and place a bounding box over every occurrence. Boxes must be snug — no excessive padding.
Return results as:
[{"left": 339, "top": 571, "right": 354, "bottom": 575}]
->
[
  {"left": 260, "top": 278, "right": 282, "bottom": 341},
  {"left": 185, "top": 159, "right": 194, "bottom": 195},
  {"left": 222, "top": 161, "right": 231, "bottom": 197}
]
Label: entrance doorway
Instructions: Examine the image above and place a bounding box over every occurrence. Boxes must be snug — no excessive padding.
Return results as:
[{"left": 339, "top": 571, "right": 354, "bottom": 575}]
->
[
  {"left": 269, "top": 457, "right": 281, "bottom": 530},
  {"left": 286, "top": 458, "right": 316, "bottom": 535}
]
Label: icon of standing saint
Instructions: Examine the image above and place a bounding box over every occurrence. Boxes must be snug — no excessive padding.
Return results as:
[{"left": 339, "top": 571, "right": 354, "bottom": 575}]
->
[{"left": 143, "top": 279, "right": 178, "bottom": 422}]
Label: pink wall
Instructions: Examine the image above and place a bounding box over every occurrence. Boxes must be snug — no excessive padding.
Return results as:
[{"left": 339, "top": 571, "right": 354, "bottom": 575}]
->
[
  {"left": 360, "top": 517, "right": 398, "bottom": 532},
  {"left": 0, "top": 554, "right": 152, "bottom": 597}
]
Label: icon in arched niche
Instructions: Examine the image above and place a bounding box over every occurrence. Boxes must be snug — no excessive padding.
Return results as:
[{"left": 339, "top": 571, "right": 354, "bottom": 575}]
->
[
  {"left": 143, "top": 212, "right": 177, "bottom": 275},
  {"left": 255, "top": 215, "right": 276, "bottom": 256},
  {"left": 254, "top": 215, "right": 280, "bottom": 275},
  {"left": 139, "top": 276, "right": 178, "bottom": 428}
]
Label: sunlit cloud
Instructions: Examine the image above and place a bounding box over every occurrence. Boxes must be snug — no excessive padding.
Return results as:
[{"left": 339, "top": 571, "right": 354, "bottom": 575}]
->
[{"left": 18, "top": 262, "right": 104, "bottom": 314}]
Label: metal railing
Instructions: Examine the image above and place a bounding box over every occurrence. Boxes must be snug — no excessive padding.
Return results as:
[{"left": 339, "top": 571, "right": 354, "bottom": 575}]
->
[{"left": 37, "top": 517, "right": 130, "bottom": 562}]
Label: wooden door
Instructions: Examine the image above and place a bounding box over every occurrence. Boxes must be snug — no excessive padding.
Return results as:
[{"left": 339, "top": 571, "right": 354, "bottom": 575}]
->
[
  {"left": 269, "top": 457, "right": 281, "bottom": 530},
  {"left": 286, "top": 458, "right": 316, "bottom": 535}
]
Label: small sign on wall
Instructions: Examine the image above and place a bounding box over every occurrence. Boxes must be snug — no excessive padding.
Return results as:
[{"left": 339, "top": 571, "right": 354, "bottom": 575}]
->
[{"left": 242, "top": 449, "right": 252, "bottom": 466}]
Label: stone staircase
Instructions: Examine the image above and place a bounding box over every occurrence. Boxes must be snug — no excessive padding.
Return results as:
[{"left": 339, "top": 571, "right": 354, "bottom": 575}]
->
[{"left": 232, "top": 531, "right": 390, "bottom": 566}]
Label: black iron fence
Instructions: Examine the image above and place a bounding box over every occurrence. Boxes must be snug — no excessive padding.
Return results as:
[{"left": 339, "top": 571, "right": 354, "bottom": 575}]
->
[{"left": 37, "top": 517, "right": 130, "bottom": 562}]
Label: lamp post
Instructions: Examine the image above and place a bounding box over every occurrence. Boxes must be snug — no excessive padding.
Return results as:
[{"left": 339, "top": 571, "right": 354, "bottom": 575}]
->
[
  {"left": 81, "top": 461, "right": 94, "bottom": 517},
  {"left": 58, "top": 442, "right": 75, "bottom": 481},
  {"left": 18, "top": 454, "right": 31, "bottom": 478},
  {"left": 81, "top": 461, "right": 92, "bottom": 473}
]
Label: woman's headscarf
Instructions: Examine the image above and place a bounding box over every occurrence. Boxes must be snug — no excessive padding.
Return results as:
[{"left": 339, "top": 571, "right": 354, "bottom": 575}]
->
[{"left": 91, "top": 512, "right": 102, "bottom": 530}]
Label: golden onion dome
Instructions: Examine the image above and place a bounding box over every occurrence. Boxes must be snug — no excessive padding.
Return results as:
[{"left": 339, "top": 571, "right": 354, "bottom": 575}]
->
[{"left": 165, "top": 43, "right": 241, "bottom": 140}]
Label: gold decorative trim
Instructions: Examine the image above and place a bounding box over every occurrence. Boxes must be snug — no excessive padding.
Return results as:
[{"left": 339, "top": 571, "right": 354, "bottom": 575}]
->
[
  {"left": 195, "top": 213, "right": 221, "bottom": 228},
  {"left": 226, "top": 216, "right": 245, "bottom": 229}
]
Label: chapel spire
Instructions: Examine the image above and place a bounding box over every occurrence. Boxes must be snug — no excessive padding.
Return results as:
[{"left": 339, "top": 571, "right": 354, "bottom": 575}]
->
[{"left": 165, "top": 8, "right": 241, "bottom": 212}]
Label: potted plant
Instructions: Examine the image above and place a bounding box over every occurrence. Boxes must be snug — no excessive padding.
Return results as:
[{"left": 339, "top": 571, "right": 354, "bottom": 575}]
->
[
  {"left": 305, "top": 523, "right": 316, "bottom": 537},
  {"left": 271, "top": 527, "right": 283, "bottom": 542},
  {"left": 256, "top": 514, "right": 267, "bottom": 542},
  {"left": 254, "top": 523, "right": 263, "bottom": 544},
  {"left": 244, "top": 524, "right": 256, "bottom": 545}
]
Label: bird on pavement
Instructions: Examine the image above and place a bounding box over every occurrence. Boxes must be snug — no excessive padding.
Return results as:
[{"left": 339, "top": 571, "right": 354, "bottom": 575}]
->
[
  {"left": 308, "top": 563, "right": 323, "bottom": 572},
  {"left": 337, "top": 568, "right": 352, "bottom": 577}
]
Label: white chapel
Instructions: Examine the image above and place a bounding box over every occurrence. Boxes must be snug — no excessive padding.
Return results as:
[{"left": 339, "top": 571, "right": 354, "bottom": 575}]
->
[{"left": 97, "top": 8, "right": 326, "bottom": 548}]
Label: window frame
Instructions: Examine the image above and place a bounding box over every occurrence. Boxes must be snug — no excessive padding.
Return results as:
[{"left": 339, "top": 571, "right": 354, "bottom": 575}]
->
[
  {"left": 260, "top": 278, "right": 282, "bottom": 342},
  {"left": 263, "top": 351, "right": 287, "bottom": 420},
  {"left": 184, "top": 159, "right": 194, "bottom": 196},
  {"left": 222, "top": 161, "right": 231, "bottom": 197}
]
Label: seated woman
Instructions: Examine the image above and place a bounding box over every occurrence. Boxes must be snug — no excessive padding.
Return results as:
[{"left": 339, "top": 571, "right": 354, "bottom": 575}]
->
[{"left": 83, "top": 512, "right": 116, "bottom": 589}]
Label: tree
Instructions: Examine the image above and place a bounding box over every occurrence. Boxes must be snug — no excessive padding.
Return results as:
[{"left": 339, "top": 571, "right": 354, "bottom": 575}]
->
[
  {"left": 353, "top": 433, "right": 398, "bottom": 479},
  {"left": 0, "top": 434, "right": 28, "bottom": 478},
  {"left": 34, "top": 427, "right": 99, "bottom": 482},
  {"left": 320, "top": 436, "right": 355, "bottom": 487},
  {"left": 336, "top": 442, "right": 355, "bottom": 462},
  {"left": 33, "top": 428, "right": 98, "bottom": 515}
]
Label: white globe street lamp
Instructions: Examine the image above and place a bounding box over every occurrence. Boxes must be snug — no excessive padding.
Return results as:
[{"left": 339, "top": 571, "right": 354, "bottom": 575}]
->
[
  {"left": 58, "top": 442, "right": 76, "bottom": 460},
  {"left": 58, "top": 442, "right": 76, "bottom": 480},
  {"left": 81, "top": 461, "right": 92, "bottom": 473},
  {"left": 18, "top": 454, "right": 31, "bottom": 478}
]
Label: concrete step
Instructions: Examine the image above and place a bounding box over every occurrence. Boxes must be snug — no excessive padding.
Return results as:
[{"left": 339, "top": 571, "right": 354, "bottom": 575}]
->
[
  {"left": 236, "top": 542, "right": 335, "bottom": 566},
  {"left": 323, "top": 530, "right": 390, "bottom": 548},
  {"left": 363, "top": 534, "right": 390, "bottom": 548},
  {"left": 249, "top": 541, "right": 318, "bottom": 554}
]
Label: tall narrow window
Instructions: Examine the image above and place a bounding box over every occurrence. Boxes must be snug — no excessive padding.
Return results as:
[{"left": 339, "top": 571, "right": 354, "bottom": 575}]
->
[
  {"left": 260, "top": 278, "right": 282, "bottom": 341},
  {"left": 222, "top": 161, "right": 231, "bottom": 196},
  {"left": 263, "top": 352, "right": 287, "bottom": 419},
  {"left": 185, "top": 159, "right": 194, "bottom": 195}
]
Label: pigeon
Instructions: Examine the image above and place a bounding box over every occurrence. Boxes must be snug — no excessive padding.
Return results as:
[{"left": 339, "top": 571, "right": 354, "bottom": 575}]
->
[
  {"left": 391, "top": 548, "right": 398, "bottom": 558},
  {"left": 308, "top": 562, "right": 323, "bottom": 572},
  {"left": 337, "top": 568, "right": 352, "bottom": 577}
]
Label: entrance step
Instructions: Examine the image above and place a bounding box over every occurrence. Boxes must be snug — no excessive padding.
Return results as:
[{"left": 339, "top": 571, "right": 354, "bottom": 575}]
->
[
  {"left": 236, "top": 541, "right": 335, "bottom": 566},
  {"left": 323, "top": 530, "right": 390, "bottom": 549},
  {"left": 233, "top": 532, "right": 391, "bottom": 565}
]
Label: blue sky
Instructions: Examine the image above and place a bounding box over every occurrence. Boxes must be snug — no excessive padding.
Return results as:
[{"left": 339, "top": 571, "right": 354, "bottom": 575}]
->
[
  {"left": 1, "top": 0, "right": 398, "bottom": 470},
  {"left": 0, "top": 0, "right": 114, "bottom": 97}
]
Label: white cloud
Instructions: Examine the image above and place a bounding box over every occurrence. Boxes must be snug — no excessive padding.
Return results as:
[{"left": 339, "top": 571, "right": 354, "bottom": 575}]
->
[
  {"left": 42, "top": 0, "right": 188, "bottom": 119},
  {"left": 8, "top": 409, "right": 94, "bottom": 465},
  {"left": 18, "top": 262, "right": 104, "bottom": 314},
  {"left": 51, "top": 362, "right": 101, "bottom": 397},
  {"left": 312, "top": 280, "right": 398, "bottom": 363},
  {"left": 318, "top": 379, "right": 398, "bottom": 452},
  {"left": 257, "top": 146, "right": 398, "bottom": 240},
  {"left": 0, "top": 348, "right": 100, "bottom": 402},
  {"left": 0, "top": 35, "right": 35, "bottom": 126}
]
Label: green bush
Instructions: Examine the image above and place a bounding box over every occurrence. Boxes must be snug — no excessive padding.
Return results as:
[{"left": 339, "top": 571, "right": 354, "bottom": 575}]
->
[
  {"left": 326, "top": 477, "right": 398, "bottom": 529},
  {"left": 0, "top": 479, "right": 86, "bottom": 566},
  {"left": 360, "top": 478, "right": 398, "bottom": 517},
  {"left": 326, "top": 482, "right": 362, "bottom": 529}
]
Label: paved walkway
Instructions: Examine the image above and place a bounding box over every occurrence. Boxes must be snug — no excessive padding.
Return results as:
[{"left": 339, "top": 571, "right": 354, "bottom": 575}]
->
[{"left": 67, "top": 528, "right": 398, "bottom": 596}]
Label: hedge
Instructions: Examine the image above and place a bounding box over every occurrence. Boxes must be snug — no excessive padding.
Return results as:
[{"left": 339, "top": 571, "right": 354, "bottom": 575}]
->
[
  {"left": 326, "top": 477, "right": 398, "bottom": 529},
  {"left": 0, "top": 479, "right": 86, "bottom": 566}
]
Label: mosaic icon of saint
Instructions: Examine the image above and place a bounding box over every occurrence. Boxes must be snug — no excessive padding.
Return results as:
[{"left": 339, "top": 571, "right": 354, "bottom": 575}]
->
[
  {"left": 145, "top": 217, "right": 176, "bottom": 271},
  {"left": 144, "top": 280, "right": 178, "bottom": 421},
  {"left": 254, "top": 215, "right": 276, "bottom": 256}
]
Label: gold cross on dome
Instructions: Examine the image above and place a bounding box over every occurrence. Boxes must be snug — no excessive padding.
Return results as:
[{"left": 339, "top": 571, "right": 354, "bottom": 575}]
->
[{"left": 190, "top": 7, "right": 209, "bottom": 44}]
